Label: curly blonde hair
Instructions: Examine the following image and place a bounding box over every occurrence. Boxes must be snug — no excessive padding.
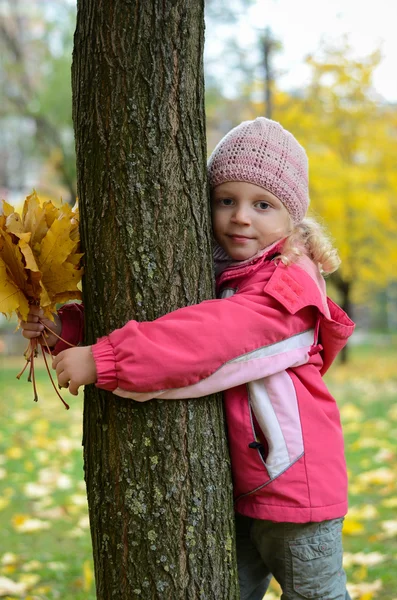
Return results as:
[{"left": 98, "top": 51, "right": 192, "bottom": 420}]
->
[{"left": 278, "top": 217, "right": 341, "bottom": 275}]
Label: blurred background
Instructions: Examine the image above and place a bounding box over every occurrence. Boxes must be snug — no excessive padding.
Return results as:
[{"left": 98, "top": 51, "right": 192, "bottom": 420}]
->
[{"left": 0, "top": 1, "right": 396, "bottom": 599}]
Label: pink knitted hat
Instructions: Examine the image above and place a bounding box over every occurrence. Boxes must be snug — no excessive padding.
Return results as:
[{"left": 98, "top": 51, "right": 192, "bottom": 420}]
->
[{"left": 207, "top": 117, "right": 309, "bottom": 224}]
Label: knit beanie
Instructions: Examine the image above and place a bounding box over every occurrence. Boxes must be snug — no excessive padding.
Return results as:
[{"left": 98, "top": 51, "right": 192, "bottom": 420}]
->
[{"left": 207, "top": 117, "right": 309, "bottom": 224}]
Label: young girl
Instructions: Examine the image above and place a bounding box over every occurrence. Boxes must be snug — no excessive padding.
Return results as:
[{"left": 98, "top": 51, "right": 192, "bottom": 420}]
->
[{"left": 22, "top": 117, "right": 354, "bottom": 600}]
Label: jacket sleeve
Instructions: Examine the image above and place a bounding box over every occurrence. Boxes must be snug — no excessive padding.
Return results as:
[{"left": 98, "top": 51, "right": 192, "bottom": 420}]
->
[
  {"left": 91, "top": 285, "right": 317, "bottom": 400},
  {"left": 53, "top": 303, "right": 85, "bottom": 354}
]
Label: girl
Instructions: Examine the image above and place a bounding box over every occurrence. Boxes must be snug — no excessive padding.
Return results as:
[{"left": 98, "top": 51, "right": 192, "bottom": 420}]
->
[{"left": 22, "top": 117, "right": 354, "bottom": 600}]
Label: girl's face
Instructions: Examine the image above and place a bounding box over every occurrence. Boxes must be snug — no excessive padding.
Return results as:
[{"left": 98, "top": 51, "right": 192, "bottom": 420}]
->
[{"left": 211, "top": 181, "right": 292, "bottom": 261}]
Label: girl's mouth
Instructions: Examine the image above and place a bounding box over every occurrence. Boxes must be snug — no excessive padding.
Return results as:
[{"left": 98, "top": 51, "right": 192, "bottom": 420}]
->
[{"left": 228, "top": 235, "right": 253, "bottom": 244}]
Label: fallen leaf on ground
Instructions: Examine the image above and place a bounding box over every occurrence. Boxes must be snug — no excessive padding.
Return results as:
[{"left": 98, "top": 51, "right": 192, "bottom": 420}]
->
[
  {"left": 343, "top": 552, "right": 387, "bottom": 567},
  {"left": 12, "top": 514, "right": 50, "bottom": 533}
]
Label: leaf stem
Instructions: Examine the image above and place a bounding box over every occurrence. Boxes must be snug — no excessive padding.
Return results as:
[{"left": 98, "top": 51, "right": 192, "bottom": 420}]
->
[
  {"left": 39, "top": 319, "right": 75, "bottom": 348},
  {"left": 17, "top": 340, "right": 33, "bottom": 380},
  {"left": 23, "top": 341, "right": 31, "bottom": 359},
  {"left": 30, "top": 339, "right": 38, "bottom": 402},
  {"left": 16, "top": 357, "right": 31, "bottom": 380},
  {"left": 40, "top": 335, "right": 70, "bottom": 410},
  {"left": 27, "top": 350, "right": 33, "bottom": 383},
  {"left": 17, "top": 320, "right": 75, "bottom": 407}
]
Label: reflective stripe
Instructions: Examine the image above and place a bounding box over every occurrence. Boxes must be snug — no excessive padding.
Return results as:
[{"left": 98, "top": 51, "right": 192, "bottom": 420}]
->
[
  {"left": 249, "top": 371, "right": 304, "bottom": 479},
  {"left": 230, "top": 329, "right": 314, "bottom": 364},
  {"left": 114, "top": 329, "right": 314, "bottom": 401}
]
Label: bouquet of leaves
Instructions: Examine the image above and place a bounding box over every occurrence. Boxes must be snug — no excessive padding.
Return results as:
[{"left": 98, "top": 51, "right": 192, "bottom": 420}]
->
[{"left": 0, "top": 191, "right": 83, "bottom": 408}]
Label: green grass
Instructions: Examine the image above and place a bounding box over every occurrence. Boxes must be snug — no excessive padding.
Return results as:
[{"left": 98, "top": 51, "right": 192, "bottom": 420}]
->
[
  {"left": 323, "top": 343, "right": 397, "bottom": 600},
  {"left": 0, "top": 359, "right": 94, "bottom": 599},
  {"left": 1, "top": 341, "right": 397, "bottom": 600}
]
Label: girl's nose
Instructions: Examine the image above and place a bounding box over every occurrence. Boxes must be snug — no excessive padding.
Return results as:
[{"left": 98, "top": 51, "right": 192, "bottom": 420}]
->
[{"left": 231, "top": 206, "right": 251, "bottom": 225}]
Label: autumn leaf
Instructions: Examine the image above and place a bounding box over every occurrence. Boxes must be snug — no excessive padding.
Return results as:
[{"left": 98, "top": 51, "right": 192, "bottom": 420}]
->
[
  {"left": 0, "top": 229, "right": 28, "bottom": 294},
  {"left": 12, "top": 514, "right": 51, "bottom": 533},
  {"left": 38, "top": 218, "right": 77, "bottom": 274},
  {"left": 343, "top": 515, "right": 365, "bottom": 536},
  {"left": 5, "top": 211, "right": 26, "bottom": 237},
  {"left": 0, "top": 575, "right": 29, "bottom": 596},
  {"left": 2, "top": 200, "right": 14, "bottom": 217},
  {"left": 0, "top": 257, "right": 29, "bottom": 319}
]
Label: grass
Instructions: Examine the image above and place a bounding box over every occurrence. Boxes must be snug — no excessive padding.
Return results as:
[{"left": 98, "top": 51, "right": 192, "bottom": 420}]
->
[
  {"left": 0, "top": 359, "right": 94, "bottom": 600},
  {"left": 1, "top": 339, "right": 397, "bottom": 600},
  {"left": 323, "top": 340, "right": 397, "bottom": 600}
]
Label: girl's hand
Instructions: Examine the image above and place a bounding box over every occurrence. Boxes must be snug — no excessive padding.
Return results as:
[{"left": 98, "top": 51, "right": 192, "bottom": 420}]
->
[
  {"left": 52, "top": 346, "right": 97, "bottom": 396},
  {"left": 20, "top": 306, "right": 62, "bottom": 348}
]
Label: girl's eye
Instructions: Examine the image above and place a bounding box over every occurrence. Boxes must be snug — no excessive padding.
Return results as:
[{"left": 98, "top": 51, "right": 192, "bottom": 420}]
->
[
  {"left": 219, "top": 198, "right": 234, "bottom": 206},
  {"left": 256, "top": 201, "right": 270, "bottom": 210}
]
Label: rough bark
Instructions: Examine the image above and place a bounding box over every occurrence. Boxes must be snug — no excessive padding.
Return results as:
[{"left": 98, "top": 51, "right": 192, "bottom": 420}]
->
[{"left": 72, "top": 1, "right": 239, "bottom": 599}]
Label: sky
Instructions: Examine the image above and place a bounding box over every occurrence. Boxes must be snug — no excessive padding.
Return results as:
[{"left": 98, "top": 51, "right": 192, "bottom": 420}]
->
[{"left": 207, "top": 0, "right": 397, "bottom": 103}]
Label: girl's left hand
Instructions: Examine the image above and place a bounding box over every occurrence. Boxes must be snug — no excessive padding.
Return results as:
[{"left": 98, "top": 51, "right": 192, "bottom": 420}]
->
[{"left": 53, "top": 346, "right": 97, "bottom": 396}]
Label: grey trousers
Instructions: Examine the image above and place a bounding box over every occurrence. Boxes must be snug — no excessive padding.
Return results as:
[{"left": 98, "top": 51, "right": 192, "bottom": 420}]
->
[{"left": 236, "top": 514, "right": 352, "bottom": 600}]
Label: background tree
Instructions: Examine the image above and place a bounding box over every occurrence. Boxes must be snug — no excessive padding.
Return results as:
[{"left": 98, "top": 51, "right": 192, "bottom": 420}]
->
[
  {"left": 239, "top": 39, "right": 397, "bottom": 345},
  {"left": 0, "top": 0, "right": 76, "bottom": 200},
  {"left": 299, "top": 41, "right": 397, "bottom": 319},
  {"left": 72, "top": 1, "right": 239, "bottom": 598}
]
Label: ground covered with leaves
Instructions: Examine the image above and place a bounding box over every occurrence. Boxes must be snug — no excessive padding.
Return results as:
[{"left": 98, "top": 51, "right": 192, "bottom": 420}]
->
[
  {"left": 268, "top": 339, "right": 397, "bottom": 600},
  {"left": 0, "top": 361, "right": 93, "bottom": 600},
  {"left": 0, "top": 340, "right": 396, "bottom": 600}
]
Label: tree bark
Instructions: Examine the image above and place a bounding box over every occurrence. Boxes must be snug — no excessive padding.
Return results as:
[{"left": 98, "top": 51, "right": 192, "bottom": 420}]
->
[
  {"left": 72, "top": 1, "right": 239, "bottom": 599},
  {"left": 332, "top": 273, "right": 352, "bottom": 364}
]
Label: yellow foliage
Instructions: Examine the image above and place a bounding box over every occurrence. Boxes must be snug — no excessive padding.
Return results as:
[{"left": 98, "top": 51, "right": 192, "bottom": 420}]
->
[
  {"left": 247, "top": 40, "right": 397, "bottom": 303},
  {"left": 0, "top": 191, "right": 82, "bottom": 321},
  {"left": 83, "top": 559, "right": 93, "bottom": 592},
  {"left": 298, "top": 46, "right": 397, "bottom": 301},
  {"left": 5, "top": 447, "right": 23, "bottom": 460}
]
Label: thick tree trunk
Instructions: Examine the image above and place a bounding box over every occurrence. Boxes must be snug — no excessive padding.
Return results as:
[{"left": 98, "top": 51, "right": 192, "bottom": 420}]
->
[{"left": 72, "top": 2, "right": 239, "bottom": 599}]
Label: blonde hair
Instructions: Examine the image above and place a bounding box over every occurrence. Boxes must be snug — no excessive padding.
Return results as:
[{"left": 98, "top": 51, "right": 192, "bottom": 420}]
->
[{"left": 278, "top": 217, "right": 341, "bottom": 275}]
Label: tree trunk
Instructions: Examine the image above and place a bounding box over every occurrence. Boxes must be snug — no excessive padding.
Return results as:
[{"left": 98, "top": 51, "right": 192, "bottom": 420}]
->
[
  {"left": 262, "top": 29, "right": 273, "bottom": 119},
  {"left": 332, "top": 274, "right": 352, "bottom": 364},
  {"left": 72, "top": 1, "right": 239, "bottom": 599}
]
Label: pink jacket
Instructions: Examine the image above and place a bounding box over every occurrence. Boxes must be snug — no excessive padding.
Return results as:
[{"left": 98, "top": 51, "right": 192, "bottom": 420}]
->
[{"left": 56, "top": 243, "right": 354, "bottom": 523}]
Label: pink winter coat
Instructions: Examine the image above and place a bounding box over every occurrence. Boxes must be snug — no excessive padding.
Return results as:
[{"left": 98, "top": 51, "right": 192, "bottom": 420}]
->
[{"left": 55, "top": 242, "right": 354, "bottom": 523}]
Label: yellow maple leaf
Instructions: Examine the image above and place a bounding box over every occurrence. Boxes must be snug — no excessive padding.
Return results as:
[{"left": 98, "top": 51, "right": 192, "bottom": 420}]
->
[
  {"left": 18, "top": 236, "right": 40, "bottom": 272},
  {"left": 66, "top": 252, "right": 84, "bottom": 266},
  {"left": 38, "top": 218, "right": 77, "bottom": 273},
  {"left": 22, "top": 190, "right": 42, "bottom": 235},
  {"left": 0, "top": 229, "right": 28, "bottom": 292},
  {"left": 0, "top": 257, "right": 29, "bottom": 319},
  {"left": 5, "top": 211, "right": 25, "bottom": 236},
  {"left": 2, "top": 200, "right": 14, "bottom": 217},
  {"left": 43, "top": 199, "right": 59, "bottom": 229}
]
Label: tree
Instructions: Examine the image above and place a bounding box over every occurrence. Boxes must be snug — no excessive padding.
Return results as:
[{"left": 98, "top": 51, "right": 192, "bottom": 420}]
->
[
  {"left": 247, "top": 40, "right": 397, "bottom": 319},
  {"left": 72, "top": 1, "right": 239, "bottom": 598},
  {"left": 215, "top": 37, "right": 397, "bottom": 356},
  {"left": 260, "top": 28, "right": 282, "bottom": 119},
  {"left": 271, "top": 41, "right": 397, "bottom": 357},
  {"left": 0, "top": 0, "right": 76, "bottom": 200},
  {"left": 300, "top": 41, "right": 397, "bottom": 318}
]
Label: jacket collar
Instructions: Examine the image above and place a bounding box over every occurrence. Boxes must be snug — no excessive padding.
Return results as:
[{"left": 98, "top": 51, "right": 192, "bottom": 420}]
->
[{"left": 215, "top": 238, "right": 285, "bottom": 287}]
